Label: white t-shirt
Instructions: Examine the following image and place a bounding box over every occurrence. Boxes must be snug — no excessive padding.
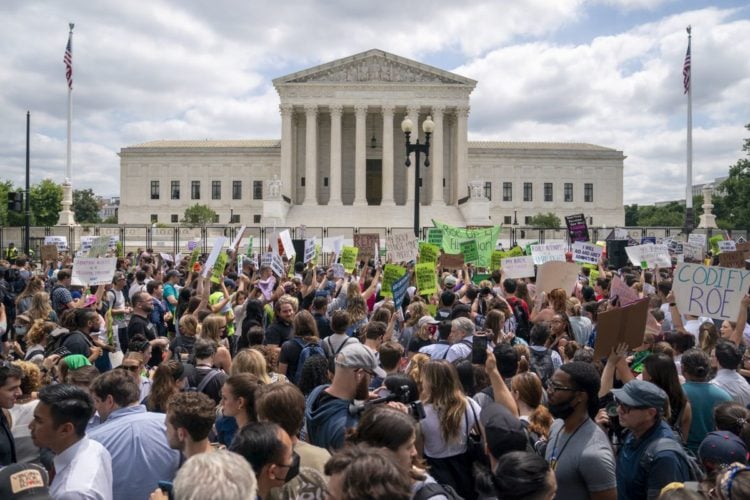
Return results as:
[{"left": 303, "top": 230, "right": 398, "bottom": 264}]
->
[{"left": 422, "top": 397, "right": 482, "bottom": 458}]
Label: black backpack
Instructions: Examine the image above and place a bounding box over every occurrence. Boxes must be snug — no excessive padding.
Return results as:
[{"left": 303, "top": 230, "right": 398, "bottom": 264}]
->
[
  {"left": 292, "top": 338, "right": 326, "bottom": 385},
  {"left": 413, "top": 482, "right": 463, "bottom": 500},
  {"left": 529, "top": 348, "right": 554, "bottom": 385},
  {"left": 511, "top": 300, "right": 531, "bottom": 342},
  {"left": 639, "top": 437, "right": 705, "bottom": 482}
]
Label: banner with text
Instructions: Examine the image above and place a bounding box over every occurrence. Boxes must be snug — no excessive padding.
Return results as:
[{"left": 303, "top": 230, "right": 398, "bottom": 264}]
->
[
  {"left": 572, "top": 241, "right": 602, "bottom": 265},
  {"left": 386, "top": 232, "right": 418, "bottom": 263},
  {"left": 72, "top": 257, "right": 117, "bottom": 286},
  {"left": 673, "top": 263, "right": 750, "bottom": 321},
  {"left": 501, "top": 256, "right": 535, "bottom": 279},
  {"left": 431, "top": 221, "right": 500, "bottom": 269},
  {"left": 530, "top": 243, "right": 566, "bottom": 265}
]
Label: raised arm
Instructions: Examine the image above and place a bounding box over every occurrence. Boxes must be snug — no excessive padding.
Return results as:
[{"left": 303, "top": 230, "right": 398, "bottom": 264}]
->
[
  {"left": 727, "top": 294, "right": 750, "bottom": 346},
  {"left": 485, "top": 350, "right": 519, "bottom": 416}
]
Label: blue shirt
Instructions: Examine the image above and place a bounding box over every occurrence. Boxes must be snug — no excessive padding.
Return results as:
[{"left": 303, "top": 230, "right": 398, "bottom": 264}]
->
[
  {"left": 88, "top": 405, "right": 180, "bottom": 500},
  {"left": 682, "top": 381, "right": 733, "bottom": 452}
]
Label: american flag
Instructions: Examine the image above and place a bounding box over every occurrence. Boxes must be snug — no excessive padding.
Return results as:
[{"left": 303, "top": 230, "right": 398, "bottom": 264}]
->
[
  {"left": 682, "top": 39, "right": 691, "bottom": 94},
  {"left": 64, "top": 32, "right": 73, "bottom": 89}
]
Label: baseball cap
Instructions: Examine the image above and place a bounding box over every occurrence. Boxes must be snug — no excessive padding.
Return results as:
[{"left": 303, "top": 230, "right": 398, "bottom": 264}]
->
[
  {"left": 444, "top": 275, "right": 457, "bottom": 287},
  {"left": 335, "top": 343, "right": 386, "bottom": 378},
  {"left": 223, "top": 278, "right": 237, "bottom": 290},
  {"left": 83, "top": 295, "right": 98, "bottom": 308},
  {"left": 0, "top": 463, "right": 51, "bottom": 500},
  {"left": 698, "top": 431, "right": 749, "bottom": 466},
  {"left": 611, "top": 380, "right": 667, "bottom": 412},
  {"left": 166, "top": 270, "right": 182, "bottom": 279},
  {"left": 480, "top": 403, "right": 529, "bottom": 459},
  {"left": 417, "top": 316, "right": 439, "bottom": 329}
]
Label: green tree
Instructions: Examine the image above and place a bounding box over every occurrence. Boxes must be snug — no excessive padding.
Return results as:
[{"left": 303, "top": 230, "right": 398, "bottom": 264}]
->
[
  {"left": 624, "top": 204, "right": 639, "bottom": 226},
  {"left": 103, "top": 215, "right": 118, "bottom": 224},
  {"left": 30, "top": 179, "right": 63, "bottom": 226},
  {"left": 72, "top": 188, "right": 102, "bottom": 224},
  {"left": 718, "top": 123, "right": 750, "bottom": 231},
  {"left": 182, "top": 204, "right": 218, "bottom": 225},
  {"left": 0, "top": 180, "right": 20, "bottom": 226},
  {"left": 529, "top": 212, "right": 561, "bottom": 228}
]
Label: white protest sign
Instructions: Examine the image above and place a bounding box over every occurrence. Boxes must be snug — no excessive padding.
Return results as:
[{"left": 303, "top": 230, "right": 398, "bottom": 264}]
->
[
  {"left": 202, "top": 237, "right": 227, "bottom": 277},
  {"left": 673, "top": 263, "right": 750, "bottom": 320},
  {"left": 271, "top": 254, "right": 285, "bottom": 277},
  {"left": 624, "top": 244, "right": 671, "bottom": 268},
  {"left": 536, "top": 261, "right": 580, "bottom": 294},
  {"left": 160, "top": 253, "right": 174, "bottom": 263},
  {"left": 332, "top": 263, "right": 346, "bottom": 279},
  {"left": 278, "top": 229, "right": 295, "bottom": 258},
  {"left": 72, "top": 257, "right": 117, "bottom": 286},
  {"left": 304, "top": 237, "right": 317, "bottom": 264},
  {"left": 688, "top": 233, "right": 706, "bottom": 248},
  {"left": 572, "top": 241, "right": 602, "bottom": 265},
  {"left": 682, "top": 243, "right": 704, "bottom": 262},
  {"left": 387, "top": 232, "right": 418, "bottom": 263},
  {"left": 530, "top": 243, "right": 566, "bottom": 265},
  {"left": 501, "top": 256, "right": 535, "bottom": 279},
  {"left": 230, "top": 225, "right": 248, "bottom": 249},
  {"left": 614, "top": 228, "right": 629, "bottom": 240},
  {"left": 44, "top": 236, "right": 68, "bottom": 252},
  {"left": 88, "top": 236, "right": 111, "bottom": 258},
  {"left": 718, "top": 240, "right": 737, "bottom": 253}
]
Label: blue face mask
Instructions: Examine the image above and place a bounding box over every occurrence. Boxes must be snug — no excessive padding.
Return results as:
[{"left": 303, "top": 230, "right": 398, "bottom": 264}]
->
[{"left": 14, "top": 325, "right": 28, "bottom": 336}]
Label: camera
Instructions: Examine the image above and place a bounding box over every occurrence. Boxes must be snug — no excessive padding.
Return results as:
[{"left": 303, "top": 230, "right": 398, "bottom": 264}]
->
[{"left": 351, "top": 384, "right": 426, "bottom": 420}]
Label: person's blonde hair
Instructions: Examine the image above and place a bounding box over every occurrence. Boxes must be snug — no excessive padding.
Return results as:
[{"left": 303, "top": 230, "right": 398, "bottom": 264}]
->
[
  {"left": 201, "top": 315, "right": 226, "bottom": 343},
  {"left": 405, "top": 302, "right": 428, "bottom": 327},
  {"left": 548, "top": 288, "right": 568, "bottom": 314},
  {"left": 178, "top": 314, "right": 198, "bottom": 337},
  {"left": 12, "top": 360, "right": 42, "bottom": 395},
  {"left": 26, "top": 319, "right": 56, "bottom": 347},
  {"left": 232, "top": 349, "right": 271, "bottom": 384},
  {"left": 421, "top": 360, "right": 467, "bottom": 443},
  {"left": 27, "top": 291, "right": 53, "bottom": 322},
  {"left": 406, "top": 353, "right": 430, "bottom": 396},
  {"left": 346, "top": 285, "right": 368, "bottom": 323}
]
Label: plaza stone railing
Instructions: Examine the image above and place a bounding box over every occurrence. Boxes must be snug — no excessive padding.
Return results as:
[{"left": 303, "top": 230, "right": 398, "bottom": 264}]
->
[{"left": 1, "top": 224, "right": 744, "bottom": 264}]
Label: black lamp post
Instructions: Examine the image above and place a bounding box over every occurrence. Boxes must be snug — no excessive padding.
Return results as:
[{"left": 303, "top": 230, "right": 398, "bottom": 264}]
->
[
  {"left": 512, "top": 209, "right": 518, "bottom": 247},
  {"left": 401, "top": 115, "right": 434, "bottom": 238}
]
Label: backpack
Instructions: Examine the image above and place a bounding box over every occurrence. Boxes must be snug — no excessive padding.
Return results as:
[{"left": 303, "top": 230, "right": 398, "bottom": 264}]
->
[
  {"left": 529, "top": 348, "right": 554, "bottom": 385},
  {"left": 413, "top": 482, "right": 463, "bottom": 500},
  {"left": 323, "top": 336, "right": 356, "bottom": 361},
  {"left": 292, "top": 338, "right": 326, "bottom": 385},
  {"left": 510, "top": 300, "right": 531, "bottom": 342},
  {"left": 639, "top": 437, "right": 705, "bottom": 482}
]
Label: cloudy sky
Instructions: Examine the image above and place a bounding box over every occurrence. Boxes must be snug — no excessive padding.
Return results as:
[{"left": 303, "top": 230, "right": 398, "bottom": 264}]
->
[{"left": 1, "top": 0, "right": 748, "bottom": 205}]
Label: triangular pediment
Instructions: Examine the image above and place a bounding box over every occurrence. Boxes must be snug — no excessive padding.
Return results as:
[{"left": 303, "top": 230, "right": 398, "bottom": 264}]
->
[{"left": 273, "top": 49, "right": 476, "bottom": 87}]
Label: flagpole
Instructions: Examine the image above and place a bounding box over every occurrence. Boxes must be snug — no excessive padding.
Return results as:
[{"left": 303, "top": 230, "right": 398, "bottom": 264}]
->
[
  {"left": 684, "top": 25, "right": 693, "bottom": 235},
  {"left": 58, "top": 22, "right": 76, "bottom": 226}
]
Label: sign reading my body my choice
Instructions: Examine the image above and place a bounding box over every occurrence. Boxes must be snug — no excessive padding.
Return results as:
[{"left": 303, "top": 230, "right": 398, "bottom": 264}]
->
[{"left": 673, "top": 263, "right": 750, "bottom": 320}]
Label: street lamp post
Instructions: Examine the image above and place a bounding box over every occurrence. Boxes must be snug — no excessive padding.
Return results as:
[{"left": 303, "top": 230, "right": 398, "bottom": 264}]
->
[
  {"left": 401, "top": 115, "right": 434, "bottom": 238},
  {"left": 512, "top": 209, "right": 518, "bottom": 248}
]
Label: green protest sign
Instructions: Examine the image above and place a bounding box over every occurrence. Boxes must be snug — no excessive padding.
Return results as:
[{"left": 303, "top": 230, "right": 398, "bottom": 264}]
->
[
  {"left": 245, "top": 236, "right": 254, "bottom": 257},
  {"left": 415, "top": 262, "right": 437, "bottom": 296},
  {"left": 491, "top": 250, "right": 503, "bottom": 270},
  {"left": 419, "top": 242, "right": 440, "bottom": 264},
  {"left": 708, "top": 234, "right": 724, "bottom": 254},
  {"left": 340, "top": 246, "right": 359, "bottom": 273},
  {"left": 460, "top": 240, "right": 479, "bottom": 264},
  {"left": 506, "top": 246, "right": 524, "bottom": 257},
  {"left": 188, "top": 246, "right": 201, "bottom": 271},
  {"left": 210, "top": 251, "right": 228, "bottom": 284},
  {"left": 381, "top": 264, "right": 407, "bottom": 298},
  {"left": 472, "top": 273, "right": 491, "bottom": 285},
  {"left": 427, "top": 228, "right": 444, "bottom": 248},
  {"left": 432, "top": 221, "right": 500, "bottom": 268}
]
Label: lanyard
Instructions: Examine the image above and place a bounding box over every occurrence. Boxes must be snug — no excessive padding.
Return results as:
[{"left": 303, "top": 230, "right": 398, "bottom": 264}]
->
[{"left": 549, "top": 418, "right": 587, "bottom": 471}]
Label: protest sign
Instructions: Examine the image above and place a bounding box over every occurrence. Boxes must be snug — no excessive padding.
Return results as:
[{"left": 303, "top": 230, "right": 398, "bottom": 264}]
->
[
  {"left": 392, "top": 273, "right": 410, "bottom": 310},
  {"left": 718, "top": 251, "right": 746, "bottom": 269},
  {"left": 536, "top": 261, "right": 580, "bottom": 294},
  {"left": 625, "top": 244, "right": 671, "bottom": 268},
  {"left": 530, "top": 243, "right": 566, "bottom": 265},
  {"left": 72, "top": 257, "right": 117, "bottom": 286},
  {"left": 210, "top": 251, "right": 228, "bottom": 284},
  {"left": 245, "top": 236, "right": 254, "bottom": 257},
  {"left": 304, "top": 238, "right": 317, "bottom": 264},
  {"left": 44, "top": 236, "right": 68, "bottom": 252},
  {"left": 501, "top": 256, "right": 535, "bottom": 279},
  {"left": 610, "top": 276, "right": 640, "bottom": 307},
  {"left": 594, "top": 299, "right": 649, "bottom": 358},
  {"left": 641, "top": 236, "right": 657, "bottom": 245},
  {"left": 230, "top": 225, "right": 248, "bottom": 249},
  {"left": 188, "top": 245, "right": 201, "bottom": 271},
  {"left": 88, "top": 236, "right": 111, "bottom": 258},
  {"left": 673, "top": 263, "right": 750, "bottom": 320},
  {"left": 202, "top": 237, "right": 227, "bottom": 277},
  {"left": 40, "top": 245, "right": 58, "bottom": 262},
  {"left": 572, "top": 241, "right": 602, "bottom": 265},
  {"left": 718, "top": 240, "right": 737, "bottom": 253},
  {"left": 187, "top": 240, "right": 198, "bottom": 251},
  {"left": 382, "top": 264, "right": 407, "bottom": 298},
  {"left": 589, "top": 268, "right": 600, "bottom": 284},
  {"left": 415, "top": 262, "right": 437, "bottom": 296},
  {"left": 565, "top": 214, "right": 590, "bottom": 243},
  {"left": 418, "top": 242, "right": 440, "bottom": 264},
  {"left": 431, "top": 221, "right": 500, "bottom": 268},
  {"left": 332, "top": 263, "right": 346, "bottom": 279},
  {"left": 271, "top": 254, "right": 285, "bottom": 278},
  {"left": 667, "top": 240, "right": 683, "bottom": 254},
  {"left": 159, "top": 253, "right": 174, "bottom": 264},
  {"left": 439, "top": 253, "right": 464, "bottom": 269},
  {"left": 688, "top": 233, "right": 706, "bottom": 248},
  {"left": 708, "top": 235, "right": 725, "bottom": 255},
  {"left": 340, "top": 246, "right": 359, "bottom": 273},
  {"left": 459, "top": 240, "right": 479, "bottom": 264},
  {"left": 386, "top": 232, "right": 418, "bottom": 263},
  {"left": 354, "top": 233, "right": 380, "bottom": 264},
  {"left": 427, "top": 228, "right": 444, "bottom": 248},
  {"left": 682, "top": 243, "right": 704, "bottom": 263},
  {"left": 278, "top": 230, "right": 295, "bottom": 258},
  {"left": 491, "top": 250, "right": 503, "bottom": 271}
]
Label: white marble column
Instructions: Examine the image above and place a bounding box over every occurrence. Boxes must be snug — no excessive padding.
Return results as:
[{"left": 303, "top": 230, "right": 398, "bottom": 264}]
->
[
  {"left": 328, "top": 104, "right": 343, "bottom": 206},
  {"left": 381, "top": 104, "right": 395, "bottom": 206},
  {"left": 454, "top": 105, "right": 469, "bottom": 205},
  {"left": 303, "top": 105, "right": 318, "bottom": 206},
  {"left": 353, "top": 104, "right": 367, "bottom": 206},
  {"left": 405, "top": 106, "right": 420, "bottom": 204},
  {"left": 279, "top": 104, "right": 293, "bottom": 201},
  {"left": 431, "top": 105, "right": 445, "bottom": 206}
]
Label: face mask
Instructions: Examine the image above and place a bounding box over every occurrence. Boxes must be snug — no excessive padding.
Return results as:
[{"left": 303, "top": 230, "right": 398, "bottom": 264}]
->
[
  {"left": 284, "top": 452, "right": 300, "bottom": 483},
  {"left": 548, "top": 398, "right": 577, "bottom": 420},
  {"left": 14, "top": 326, "right": 27, "bottom": 337}
]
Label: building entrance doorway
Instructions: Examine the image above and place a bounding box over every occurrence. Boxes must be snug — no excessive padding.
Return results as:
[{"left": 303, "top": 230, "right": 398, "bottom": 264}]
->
[{"left": 366, "top": 160, "right": 382, "bottom": 205}]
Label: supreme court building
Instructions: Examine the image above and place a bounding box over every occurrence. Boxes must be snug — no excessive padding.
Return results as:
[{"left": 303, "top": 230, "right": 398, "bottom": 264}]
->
[{"left": 119, "top": 49, "right": 625, "bottom": 228}]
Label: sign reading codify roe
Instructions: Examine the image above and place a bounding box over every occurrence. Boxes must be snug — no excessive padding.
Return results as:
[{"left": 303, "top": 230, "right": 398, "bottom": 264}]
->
[{"left": 673, "top": 263, "right": 750, "bottom": 321}]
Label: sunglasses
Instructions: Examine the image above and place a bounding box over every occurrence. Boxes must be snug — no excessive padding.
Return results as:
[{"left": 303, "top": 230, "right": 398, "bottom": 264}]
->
[
  {"left": 546, "top": 381, "right": 578, "bottom": 394},
  {"left": 118, "top": 365, "right": 140, "bottom": 372},
  {"left": 614, "top": 396, "right": 650, "bottom": 413}
]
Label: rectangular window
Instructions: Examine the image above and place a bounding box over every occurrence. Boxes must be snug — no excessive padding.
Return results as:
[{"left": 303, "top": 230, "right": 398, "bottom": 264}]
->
[
  {"left": 171, "top": 214, "right": 178, "bottom": 223},
  {"left": 544, "top": 183, "right": 553, "bottom": 202},
  {"left": 150, "top": 214, "right": 158, "bottom": 223},
  {"left": 253, "top": 214, "right": 261, "bottom": 224},
  {"left": 232, "top": 181, "right": 242, "bottom": 200},
  {"left": 150, "top": 181, "right": 159, "bottom": 200},
  {"left": 584, "top": 183, "right": 593, "bottom": 203},
  {"left": 484, "top": 182, "right": 492, "bottom": 201},
  {"left": 564, "top": 183, "right": 573, "bottom": 202},
  {"left": 523, "top": 182, "right": 533, "bottom": 202},
  {"left": 301, "top": 177, "right": 306, "bottom": 187},
  {"left": 253, "top": 181, "right": 263, "bottom": 200},
  {"left": 191, "top": 181, "right": 200, "bottom": 200},
  {"left": 323, "top": 177, "right": 329, "bottom": 188},
  {"left": 230, "top": 214, "right": 240, "bottom": 224},
  {"left": 212, "top": 181, "right": 221, "bottom": 200},
  {"left": 524, "top": 216, "right": 532, "bottom": 225},
  {"left": 502, "top": 182, "right": 512, "bottom": 202},
  {"left": 503, "top": 216, "right": 512, "bottom": 224},
  {"left": 171, "top": 180, "right": 180, "bottom": 200}
]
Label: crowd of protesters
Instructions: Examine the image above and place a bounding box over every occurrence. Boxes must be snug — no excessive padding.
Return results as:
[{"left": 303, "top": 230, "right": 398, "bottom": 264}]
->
[{"left": 0, "top": 240, "right": 749, "bottom": 500}]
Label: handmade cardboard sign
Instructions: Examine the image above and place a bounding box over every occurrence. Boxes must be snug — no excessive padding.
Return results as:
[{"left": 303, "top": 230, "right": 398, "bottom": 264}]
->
[
  {"left": 431, "top": 221, "right": 500, "bottom": 268},
  {"left": 718, "top": 240, "right": 737, "bottom": 253},
  {"left": 673, "top": 263, "right": 750, "bottom": 320},
  {"left": 688, "top": 233, "right": 706, "bottom": 248},
  {"left": 530, "top": 243, "right": 566, "bottom": 265},
  {"left": 202, "top": 237, "right": 227, "bottom": 277},
  {"left": 719, "top": 251, "right": 747, "bottom": 269},
  {"left": 72, "top": 257, "right": 117, "bottom": 286},
  {"left": 594, "top": 299, "right": 649, "bottom": 358},
  {"left": 210, "top": 251, "right": 228, "bottom": 284},
  {"left": 610, "top": 276, "right": 640, "bottom": 307},
  {"left": 536, "top": 261, "right": 580, "bottom": 294},
  {"left": 304, "top": 238, "right": 317, "bottom": 264},
  {"left": 572, "top": 241, "right": 602, "bottom": 265},
  {"left": 40, "top": 245, "right": 58, "bottom": 262},
  {"left": 625, "top": 244, "right": 671, "bottom": 268},
  {"left": 44, "top": 236, "right": 68, "bottom": 252},
  {"left": 387, "top": 232, "right": 418, "bottom": 263},
  {"left": 682, "top": 243, "right": 704, "bottom": 263},
  {"left": 439, "top": 253, "right": 464, "bottom": 269},
  {"left": 354, "top": 233, "right": 380, "bottom": 264},
  {"left": 501, "top": 256, "right": 535, "bottom": 279}
]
